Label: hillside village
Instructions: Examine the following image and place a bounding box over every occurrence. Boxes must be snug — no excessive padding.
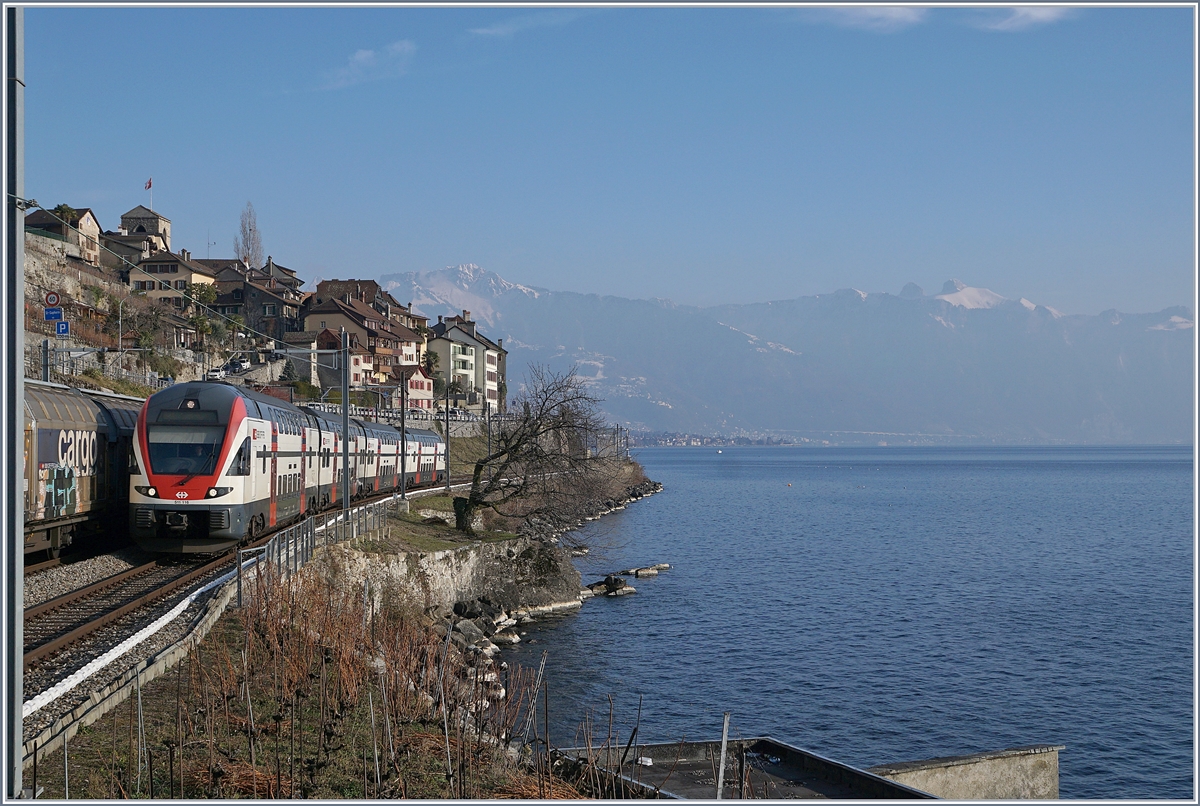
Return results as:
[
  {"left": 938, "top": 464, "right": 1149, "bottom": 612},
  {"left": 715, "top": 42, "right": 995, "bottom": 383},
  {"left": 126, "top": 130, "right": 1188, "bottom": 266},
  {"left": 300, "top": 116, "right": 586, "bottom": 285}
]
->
[{"left": 23, "top": 203, "right": 507, "bottom": 414}]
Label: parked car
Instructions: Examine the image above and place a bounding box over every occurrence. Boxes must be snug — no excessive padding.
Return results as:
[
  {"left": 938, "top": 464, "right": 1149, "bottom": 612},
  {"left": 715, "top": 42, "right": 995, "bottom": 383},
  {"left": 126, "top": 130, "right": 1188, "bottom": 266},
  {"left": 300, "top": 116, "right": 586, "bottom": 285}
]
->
[
  {"left": 406, "top": 408, "right": 426, "bottom": 418},
  {"left": 230, "top": 356, "right": 251, "bottom": 372},
  {"left": 206, "top": 367, "right": 226, "bottom": 380}
]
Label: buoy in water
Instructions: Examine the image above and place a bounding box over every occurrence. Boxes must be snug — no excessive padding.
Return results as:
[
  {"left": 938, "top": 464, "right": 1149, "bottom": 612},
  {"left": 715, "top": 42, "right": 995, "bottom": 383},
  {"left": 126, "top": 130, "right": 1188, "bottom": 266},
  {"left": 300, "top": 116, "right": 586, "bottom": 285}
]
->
[
  {"left": 787, "top": 483, "right": 792, "bottom": 487},
  {"left": 717, "top": 449, "right": 722, "bottom": 454}
]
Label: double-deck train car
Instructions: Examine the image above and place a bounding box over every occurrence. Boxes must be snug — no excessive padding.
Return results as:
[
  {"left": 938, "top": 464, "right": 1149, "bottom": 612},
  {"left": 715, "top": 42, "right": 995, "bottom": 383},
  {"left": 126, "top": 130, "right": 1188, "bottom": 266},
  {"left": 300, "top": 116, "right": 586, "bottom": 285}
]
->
[
  {"left": 129, "top": 381, "right": 447, "bottom": 553},
  {"left": 23, "top": 380, "right": 144, "bottom": 558}
]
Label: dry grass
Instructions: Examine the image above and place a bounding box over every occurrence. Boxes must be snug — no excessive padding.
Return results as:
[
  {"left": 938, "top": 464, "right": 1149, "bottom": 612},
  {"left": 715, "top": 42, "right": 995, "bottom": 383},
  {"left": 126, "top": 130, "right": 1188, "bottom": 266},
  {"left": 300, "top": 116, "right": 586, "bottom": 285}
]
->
[{"left": 38, "top": 565, "right": 562, "bottom": 800}]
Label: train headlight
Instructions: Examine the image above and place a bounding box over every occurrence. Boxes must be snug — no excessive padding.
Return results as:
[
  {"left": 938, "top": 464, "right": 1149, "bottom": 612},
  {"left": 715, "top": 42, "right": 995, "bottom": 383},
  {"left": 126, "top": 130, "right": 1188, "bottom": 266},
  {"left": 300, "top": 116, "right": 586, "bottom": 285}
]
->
[
  {"left": 135, "top": 486, "right": 158, "bottom": 498},
  {"left": 206, "top": 486, "right": 233, "bottom": 498}
]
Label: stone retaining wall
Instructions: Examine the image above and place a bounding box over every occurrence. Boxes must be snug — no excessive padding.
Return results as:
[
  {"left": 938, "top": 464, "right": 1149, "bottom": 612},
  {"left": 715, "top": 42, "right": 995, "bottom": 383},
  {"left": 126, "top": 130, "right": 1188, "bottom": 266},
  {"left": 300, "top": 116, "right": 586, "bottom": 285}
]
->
[{"left": 330, "top": 535, "right": 582, "bottom": 617}]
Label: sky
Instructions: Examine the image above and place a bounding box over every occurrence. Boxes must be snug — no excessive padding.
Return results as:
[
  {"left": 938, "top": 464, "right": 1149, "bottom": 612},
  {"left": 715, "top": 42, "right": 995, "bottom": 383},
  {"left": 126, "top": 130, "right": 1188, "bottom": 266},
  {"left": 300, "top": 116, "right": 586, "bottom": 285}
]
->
[{"left": 23, "top": 5, "right": 1196, "bottom": 315}]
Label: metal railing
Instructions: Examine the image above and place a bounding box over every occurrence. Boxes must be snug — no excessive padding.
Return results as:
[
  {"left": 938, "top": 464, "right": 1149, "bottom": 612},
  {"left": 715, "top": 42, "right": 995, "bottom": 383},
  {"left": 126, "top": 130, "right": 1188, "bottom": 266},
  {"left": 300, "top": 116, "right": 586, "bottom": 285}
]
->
[
  {"left": 234, "top": 496, "right": 402, "bottom": 606},
  {"left": 24, "top": 343, "right": 169, "bottom": 389}
]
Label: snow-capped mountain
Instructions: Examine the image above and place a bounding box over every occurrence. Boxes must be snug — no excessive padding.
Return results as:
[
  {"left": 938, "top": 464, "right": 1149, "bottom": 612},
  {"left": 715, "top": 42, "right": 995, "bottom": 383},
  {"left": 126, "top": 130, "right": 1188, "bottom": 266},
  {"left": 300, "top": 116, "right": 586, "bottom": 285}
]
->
[
  {"left": 375, "top": 265, "right": 1193, "bottom": 443},
  {"left": 934, "top": 278, "right": 1009, "bottom": 309},
  {"left": 380, "top": 264, "right": 541, "bottom": 327}
]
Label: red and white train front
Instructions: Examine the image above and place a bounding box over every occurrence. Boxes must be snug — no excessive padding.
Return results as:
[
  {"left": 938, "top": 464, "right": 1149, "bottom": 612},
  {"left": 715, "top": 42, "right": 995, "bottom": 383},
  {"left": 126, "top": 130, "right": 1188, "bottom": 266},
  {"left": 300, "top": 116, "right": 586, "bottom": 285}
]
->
[
  {"left": 131, "top": 381, "right": 449, "bottom": 554},
  {"left": 130, "top": 382, "right": 267, "bottom": 553}
]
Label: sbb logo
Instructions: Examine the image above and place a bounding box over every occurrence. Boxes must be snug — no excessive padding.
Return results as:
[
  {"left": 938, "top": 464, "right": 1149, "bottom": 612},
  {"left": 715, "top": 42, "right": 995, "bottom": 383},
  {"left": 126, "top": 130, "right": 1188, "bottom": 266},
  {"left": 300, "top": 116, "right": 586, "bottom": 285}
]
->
[{"left": 176, "top": 491, "right": 189, "bottom": 499}]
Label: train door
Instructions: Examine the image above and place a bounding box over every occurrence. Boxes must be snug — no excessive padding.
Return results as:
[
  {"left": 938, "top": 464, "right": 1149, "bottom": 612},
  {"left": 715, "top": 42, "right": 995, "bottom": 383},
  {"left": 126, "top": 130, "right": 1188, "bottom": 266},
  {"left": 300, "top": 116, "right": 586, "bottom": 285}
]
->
[{"left": 23, "top": 420, "right": 32, "bottom": 518}]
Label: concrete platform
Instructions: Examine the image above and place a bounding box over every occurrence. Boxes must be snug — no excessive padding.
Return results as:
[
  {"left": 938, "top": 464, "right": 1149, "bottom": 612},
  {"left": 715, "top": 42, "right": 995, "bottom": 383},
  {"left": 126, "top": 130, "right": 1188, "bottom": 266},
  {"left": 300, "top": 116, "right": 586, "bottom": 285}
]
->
[{"left": 557, "top": 737, "right": 936, "bottom": 799}]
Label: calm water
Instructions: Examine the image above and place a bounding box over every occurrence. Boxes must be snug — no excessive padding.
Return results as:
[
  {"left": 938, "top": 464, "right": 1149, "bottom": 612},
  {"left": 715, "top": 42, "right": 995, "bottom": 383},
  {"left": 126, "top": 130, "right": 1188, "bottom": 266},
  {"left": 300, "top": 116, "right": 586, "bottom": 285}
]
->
[{"left": 506, "top": 446, "right": 1194, "bottom": 799}]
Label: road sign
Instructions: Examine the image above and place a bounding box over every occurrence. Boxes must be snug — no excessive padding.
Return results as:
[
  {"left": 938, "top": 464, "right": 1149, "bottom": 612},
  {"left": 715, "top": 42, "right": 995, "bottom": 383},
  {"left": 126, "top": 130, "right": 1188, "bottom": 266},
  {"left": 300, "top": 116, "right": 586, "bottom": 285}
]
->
[
  {"left": 44, "top": 291, "right": 60, "bottom": 306},
  {"left": 55, "top": 321, "right": 70, "bottom": 339},
  {"left": 43, "top": 307, "right": 62, "bottom": 321}
]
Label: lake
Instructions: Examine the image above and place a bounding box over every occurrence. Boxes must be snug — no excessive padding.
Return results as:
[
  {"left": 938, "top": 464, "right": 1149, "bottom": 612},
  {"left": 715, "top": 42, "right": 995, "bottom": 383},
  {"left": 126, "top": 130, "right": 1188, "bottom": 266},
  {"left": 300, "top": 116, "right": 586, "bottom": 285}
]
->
[{"left": 505, "top": 445, "right": 1194, "bottom": 799}]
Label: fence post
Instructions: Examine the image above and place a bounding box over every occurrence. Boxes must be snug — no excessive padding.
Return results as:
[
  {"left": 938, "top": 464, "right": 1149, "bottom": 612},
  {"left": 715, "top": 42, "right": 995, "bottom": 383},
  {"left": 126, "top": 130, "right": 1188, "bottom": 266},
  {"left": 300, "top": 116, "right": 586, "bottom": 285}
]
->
[{"left": 236, "top": 549, "right": 243, "bottom": 608}]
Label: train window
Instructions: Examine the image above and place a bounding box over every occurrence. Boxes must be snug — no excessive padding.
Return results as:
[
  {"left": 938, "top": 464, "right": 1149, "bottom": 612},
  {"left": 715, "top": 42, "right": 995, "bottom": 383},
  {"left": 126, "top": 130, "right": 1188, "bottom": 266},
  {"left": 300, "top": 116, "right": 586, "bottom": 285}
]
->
[
  {"left": 145, "top": 425, "right": 226, "bottom": 475},
  {"left": 229, "top": 437, "right": 251, "bottom": 476}
]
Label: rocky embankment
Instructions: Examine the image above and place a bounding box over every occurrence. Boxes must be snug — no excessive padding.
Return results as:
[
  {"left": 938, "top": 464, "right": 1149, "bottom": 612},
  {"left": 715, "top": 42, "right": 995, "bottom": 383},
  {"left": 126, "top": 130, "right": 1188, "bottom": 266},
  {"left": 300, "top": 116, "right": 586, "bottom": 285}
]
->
[
  {"left": 519, "top": 479, "right": 664, "bottom": 541},
  {"left": 369, "top": 479, "right": 667, "bottom": 662},
  {"left": 414, "top": 478, "right": 665, "bottom": 660}
]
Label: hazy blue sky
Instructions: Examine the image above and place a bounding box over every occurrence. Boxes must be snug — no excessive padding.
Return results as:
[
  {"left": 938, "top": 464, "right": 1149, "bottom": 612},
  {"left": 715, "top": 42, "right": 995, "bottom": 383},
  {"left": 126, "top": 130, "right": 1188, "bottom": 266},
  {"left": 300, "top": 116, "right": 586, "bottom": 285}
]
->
[{"left": 25, "top": 5, "right": 1195, "bottom": 314}]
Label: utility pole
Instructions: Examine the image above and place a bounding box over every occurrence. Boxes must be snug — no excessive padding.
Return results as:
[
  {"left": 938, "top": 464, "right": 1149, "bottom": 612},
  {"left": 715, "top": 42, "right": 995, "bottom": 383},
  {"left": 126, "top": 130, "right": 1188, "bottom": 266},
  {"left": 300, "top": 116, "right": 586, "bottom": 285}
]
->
[
  {"left": 444, "top": 370, "right": 450, "bottom": 494},
  {"left": 341, "top": 328, "right": 350, "bottom": 515},
  {"left": 5, "top": 7, "right": 25, "bottom": 798},
  {"left": 399, "top": 371, "right": 407, "bottom": 499}
]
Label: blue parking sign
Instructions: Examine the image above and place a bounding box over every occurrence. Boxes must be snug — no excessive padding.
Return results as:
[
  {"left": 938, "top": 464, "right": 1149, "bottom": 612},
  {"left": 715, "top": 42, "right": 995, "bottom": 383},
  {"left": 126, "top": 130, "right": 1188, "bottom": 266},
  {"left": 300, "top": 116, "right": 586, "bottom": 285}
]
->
[{"left": 55, "top": 321, "right": 70, "bottom": 338}]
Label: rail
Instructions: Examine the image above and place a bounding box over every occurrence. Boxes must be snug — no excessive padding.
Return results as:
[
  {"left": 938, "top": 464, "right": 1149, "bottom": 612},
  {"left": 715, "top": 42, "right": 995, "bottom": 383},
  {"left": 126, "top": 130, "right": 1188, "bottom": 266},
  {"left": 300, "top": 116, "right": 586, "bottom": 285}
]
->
[{"left": 23, "top": 556, "right": 233, "bottom": 670}]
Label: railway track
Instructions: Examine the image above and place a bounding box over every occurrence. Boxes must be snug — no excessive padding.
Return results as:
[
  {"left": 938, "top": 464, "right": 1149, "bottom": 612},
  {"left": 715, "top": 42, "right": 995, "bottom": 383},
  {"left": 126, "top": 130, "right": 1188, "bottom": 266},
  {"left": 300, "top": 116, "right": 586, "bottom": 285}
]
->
[
  {"left": 22, "top": 482, "right": 471, "bottom": 672},
  {"left": 23, "top": 555, "right": 233, "bottom": 670},
  {"left": 23, "top": 557, "right": 61, "bottom": 576}
]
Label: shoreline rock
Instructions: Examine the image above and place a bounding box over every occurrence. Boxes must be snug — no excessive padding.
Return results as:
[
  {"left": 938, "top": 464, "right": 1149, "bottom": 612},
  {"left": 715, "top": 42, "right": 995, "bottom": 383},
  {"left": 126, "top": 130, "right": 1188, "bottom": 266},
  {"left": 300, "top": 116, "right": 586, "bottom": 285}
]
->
[
  {"left": 424, "top": 478, "right": 663, "bottom": 642},
  {"left": 519, "top": 480, "right": 663, "bottom": 542}
]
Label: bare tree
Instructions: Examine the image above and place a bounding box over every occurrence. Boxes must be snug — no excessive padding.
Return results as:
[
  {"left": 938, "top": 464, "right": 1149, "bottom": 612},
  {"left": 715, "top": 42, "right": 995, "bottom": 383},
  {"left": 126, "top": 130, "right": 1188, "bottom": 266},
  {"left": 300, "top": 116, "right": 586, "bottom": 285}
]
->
[
  {"left": 452, "top": 365, "right": 618, "bottom": 533},
  {"left": 232, "top": 201, "right": 263, "bottom": 270}
]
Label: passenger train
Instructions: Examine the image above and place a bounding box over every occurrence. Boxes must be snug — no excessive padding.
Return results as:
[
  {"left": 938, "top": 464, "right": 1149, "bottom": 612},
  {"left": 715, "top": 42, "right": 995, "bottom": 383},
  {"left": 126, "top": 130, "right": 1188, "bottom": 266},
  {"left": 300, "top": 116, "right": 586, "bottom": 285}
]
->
[
  {"left": 130, "top": 381, "right": 447, "bottom": 553},
  {"left": 24, "top": 380, "right": 145, "bottom": 559}
]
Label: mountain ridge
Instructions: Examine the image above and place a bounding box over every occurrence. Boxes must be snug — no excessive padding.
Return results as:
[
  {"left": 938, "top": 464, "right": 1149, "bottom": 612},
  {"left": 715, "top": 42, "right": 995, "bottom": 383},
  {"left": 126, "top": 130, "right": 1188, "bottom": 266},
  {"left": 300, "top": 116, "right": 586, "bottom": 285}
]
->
[{"left": 379, "top": 265, "right": 1193, "bottom": 444}]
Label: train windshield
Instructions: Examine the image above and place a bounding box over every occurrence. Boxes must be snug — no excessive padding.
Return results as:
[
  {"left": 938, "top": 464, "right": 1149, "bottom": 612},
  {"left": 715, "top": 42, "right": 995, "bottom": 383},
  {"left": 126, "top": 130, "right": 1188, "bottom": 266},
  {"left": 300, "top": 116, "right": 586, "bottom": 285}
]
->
[{"left": 145, "top": 425, "right": 226, "bottom": 475}]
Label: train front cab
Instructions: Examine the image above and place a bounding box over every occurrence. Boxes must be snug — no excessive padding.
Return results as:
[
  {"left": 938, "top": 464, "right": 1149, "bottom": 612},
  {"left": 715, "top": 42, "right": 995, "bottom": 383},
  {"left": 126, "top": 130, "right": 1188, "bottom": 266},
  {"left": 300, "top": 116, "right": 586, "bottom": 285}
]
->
[{"left": 130, "top": 383, "right": 259, "bottom": 553}]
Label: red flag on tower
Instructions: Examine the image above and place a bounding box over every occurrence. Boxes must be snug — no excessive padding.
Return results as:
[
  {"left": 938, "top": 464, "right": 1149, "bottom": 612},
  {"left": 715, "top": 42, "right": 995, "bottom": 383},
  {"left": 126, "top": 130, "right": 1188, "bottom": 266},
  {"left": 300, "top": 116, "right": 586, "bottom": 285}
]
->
[{"left": 145, "top": 177, "right": 152, "bottom": 190}]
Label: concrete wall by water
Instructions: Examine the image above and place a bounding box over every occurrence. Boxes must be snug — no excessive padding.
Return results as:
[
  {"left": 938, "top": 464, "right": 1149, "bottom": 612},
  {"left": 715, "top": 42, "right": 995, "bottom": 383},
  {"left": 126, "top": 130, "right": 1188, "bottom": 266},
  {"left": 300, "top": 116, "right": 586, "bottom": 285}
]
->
[
  {"left": 331, "top": 535, "right": 583, "bottom": 616},
  {"left": 868, "top": 744, "right": 1064, "bottom": 800}
]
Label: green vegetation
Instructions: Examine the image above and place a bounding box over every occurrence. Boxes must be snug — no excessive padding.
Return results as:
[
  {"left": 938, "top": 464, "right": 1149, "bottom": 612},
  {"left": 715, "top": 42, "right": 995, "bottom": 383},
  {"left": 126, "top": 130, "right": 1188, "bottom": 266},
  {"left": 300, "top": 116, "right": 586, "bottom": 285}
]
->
[
  {"left": 144, "top": 351, "right": 184, "bottom": 380},
  {"left": 80, "top": 368, "right": 156, "bottom": 398},
  {"left": 291, "top": 380, "right": 320, "bottom": 400},
  {"left": 448, "top": 435, "right": 488, "bottom": 477},
  {"left": 411, "top": 494, "right": 455, "bottom": 512}
]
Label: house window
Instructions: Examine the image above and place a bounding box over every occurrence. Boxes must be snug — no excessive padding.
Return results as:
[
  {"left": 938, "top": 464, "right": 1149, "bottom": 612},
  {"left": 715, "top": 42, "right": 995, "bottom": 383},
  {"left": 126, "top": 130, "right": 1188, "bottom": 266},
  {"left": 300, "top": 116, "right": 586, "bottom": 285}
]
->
[
  {"left": 487, "top": 354, "right": 496, "bottom": 365},
  {"left": 320, "top": 321, "right": 326, "bottom": 329},
  {"left": 263, "top": 304, "right": 276, "bottom": 316},
  {"left": 174, "top": 297, "right": 184, "bottom": 308},
  {"left": 145, "top": 265, "right": 158, "bottom": 274},
  {"left": 159, "top": 281, "right": 171, "bottom": 290},
  {"left": 175, "top": 280, "right": 186, "bottom": 290},
  {"left": 233, "top": 289, "right": 243, "bottom": 301},
  {"left": 169, "top": 264, "right": 178, "bottom": 273}
]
